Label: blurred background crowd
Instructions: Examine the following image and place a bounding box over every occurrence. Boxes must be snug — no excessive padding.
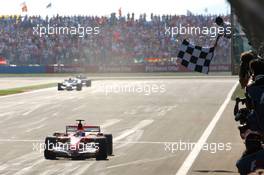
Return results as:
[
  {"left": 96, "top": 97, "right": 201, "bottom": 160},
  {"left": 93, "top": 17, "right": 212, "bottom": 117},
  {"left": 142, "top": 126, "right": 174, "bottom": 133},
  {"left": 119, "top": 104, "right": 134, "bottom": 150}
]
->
[{"left": 0, "top": 13, "right": 230, "bottom": 66}]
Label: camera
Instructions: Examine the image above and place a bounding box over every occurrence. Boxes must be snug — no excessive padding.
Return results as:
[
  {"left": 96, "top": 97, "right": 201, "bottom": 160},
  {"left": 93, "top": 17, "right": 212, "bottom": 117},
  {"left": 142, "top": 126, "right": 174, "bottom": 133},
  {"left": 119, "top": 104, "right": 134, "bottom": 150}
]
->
[
  {"left": 234, "top": 97, "right": 249, "bottom": 124},
  {"left": 234, "top": 97, "right": 263, "bottom": 154}
]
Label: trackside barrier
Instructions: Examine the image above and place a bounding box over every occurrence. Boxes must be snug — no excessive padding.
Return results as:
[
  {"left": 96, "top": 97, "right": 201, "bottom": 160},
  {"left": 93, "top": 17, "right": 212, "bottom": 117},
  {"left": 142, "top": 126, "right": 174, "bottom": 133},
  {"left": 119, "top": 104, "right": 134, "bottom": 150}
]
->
[
  {"left": 0, "top": 66, "right": 45, "bottom": 73},
  {"left": 0, "top": 64, "right": 231, "bottom": 74}
]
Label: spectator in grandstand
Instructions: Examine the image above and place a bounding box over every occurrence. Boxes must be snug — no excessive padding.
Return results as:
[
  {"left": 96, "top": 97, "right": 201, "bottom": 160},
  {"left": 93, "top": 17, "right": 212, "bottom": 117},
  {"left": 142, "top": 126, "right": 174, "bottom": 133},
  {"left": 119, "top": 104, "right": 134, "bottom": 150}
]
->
[{"left": 0, "top": 13, "right": 230, "bottom": 66}]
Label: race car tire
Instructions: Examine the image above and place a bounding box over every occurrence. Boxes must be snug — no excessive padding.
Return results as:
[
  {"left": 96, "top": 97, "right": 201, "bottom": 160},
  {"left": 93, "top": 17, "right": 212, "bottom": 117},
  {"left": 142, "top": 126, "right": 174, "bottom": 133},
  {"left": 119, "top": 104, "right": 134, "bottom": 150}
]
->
[
  {"left": 44, "top": 150, "right": 56, "bottom": 160},
  {"left": 44, "top": 137, "right": 57, "bottom": 160},
  {"left": 86, "top": 80, "right": 92, "bottom": 87},
  {"left": 77, "top": 84, "right": 82, "bottom": 91},
  {"left": 104, "top": 134, "right": 113, "bottom": 155},
  {"left": 95, "top": 138, "right": 108, "bottom": 160},
  {"left": 57, "top": 83, "right": 63, "bottom": 91}
]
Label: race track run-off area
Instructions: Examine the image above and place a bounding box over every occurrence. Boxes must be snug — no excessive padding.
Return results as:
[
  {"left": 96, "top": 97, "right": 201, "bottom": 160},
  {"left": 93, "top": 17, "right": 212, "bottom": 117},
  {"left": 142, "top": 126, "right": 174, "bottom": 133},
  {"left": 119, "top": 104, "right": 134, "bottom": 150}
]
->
[{"left": 0, "top": 77, "right": 243, "bottom": 175}]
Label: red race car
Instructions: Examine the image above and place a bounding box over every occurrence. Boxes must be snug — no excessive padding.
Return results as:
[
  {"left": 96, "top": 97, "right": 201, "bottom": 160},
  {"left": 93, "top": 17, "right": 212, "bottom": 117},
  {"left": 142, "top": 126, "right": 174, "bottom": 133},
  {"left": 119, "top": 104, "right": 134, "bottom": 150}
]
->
[{"left": 44, "top": 120, "right": 113, "bottom": 160}]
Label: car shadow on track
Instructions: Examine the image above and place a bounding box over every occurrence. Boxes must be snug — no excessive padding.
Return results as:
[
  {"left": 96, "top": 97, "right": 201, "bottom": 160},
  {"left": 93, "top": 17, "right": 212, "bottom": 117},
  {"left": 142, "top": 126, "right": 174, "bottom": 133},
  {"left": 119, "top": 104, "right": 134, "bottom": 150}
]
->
[
  {"left": 47, "top": 158, "right": 110, "bottom": 161},
  {"left": 193, "top": 170, "right": 237, "bottom": 174}
]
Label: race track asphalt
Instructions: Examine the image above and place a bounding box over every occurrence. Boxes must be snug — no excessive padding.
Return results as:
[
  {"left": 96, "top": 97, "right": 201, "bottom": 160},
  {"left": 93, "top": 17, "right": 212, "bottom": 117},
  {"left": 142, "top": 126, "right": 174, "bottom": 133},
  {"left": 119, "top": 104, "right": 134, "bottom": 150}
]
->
[{"left": 0, "top": 76, "right": 242, "bottom": 175}]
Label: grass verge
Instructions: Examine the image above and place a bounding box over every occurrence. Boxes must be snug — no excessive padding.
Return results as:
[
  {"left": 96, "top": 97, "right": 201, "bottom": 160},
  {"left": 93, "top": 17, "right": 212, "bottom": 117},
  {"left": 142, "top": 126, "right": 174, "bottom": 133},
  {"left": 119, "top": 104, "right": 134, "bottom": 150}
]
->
[{"left": 0, "top": 83, "right": 56, "bottom": 96}]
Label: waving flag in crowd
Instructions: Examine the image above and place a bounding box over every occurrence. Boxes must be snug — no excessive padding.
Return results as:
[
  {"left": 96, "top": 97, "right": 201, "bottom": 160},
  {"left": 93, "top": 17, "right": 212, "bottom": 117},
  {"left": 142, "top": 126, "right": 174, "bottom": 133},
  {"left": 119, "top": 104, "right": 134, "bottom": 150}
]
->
[
  {"left": 177, "top": 36, "right": 220, "bottom": 74},
  {"left": 118, "top": 8, "right": 122, "bottom": 17},
  {"left": 20, "top": 2, "right": 28, "bottom": 12},
  {"left": 46, "top": 3, "right": 52, "bottom": 8},
  {"left": 0, "top": 57, "right": 7, "bottom": 65}
]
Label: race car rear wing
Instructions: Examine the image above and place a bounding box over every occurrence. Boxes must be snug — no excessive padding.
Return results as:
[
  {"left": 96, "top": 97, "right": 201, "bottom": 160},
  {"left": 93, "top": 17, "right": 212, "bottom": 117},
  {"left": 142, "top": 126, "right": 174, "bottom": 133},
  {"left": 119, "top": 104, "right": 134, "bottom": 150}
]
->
[{"left": 66, "top": 125, "right": 101, "bottom": 134}]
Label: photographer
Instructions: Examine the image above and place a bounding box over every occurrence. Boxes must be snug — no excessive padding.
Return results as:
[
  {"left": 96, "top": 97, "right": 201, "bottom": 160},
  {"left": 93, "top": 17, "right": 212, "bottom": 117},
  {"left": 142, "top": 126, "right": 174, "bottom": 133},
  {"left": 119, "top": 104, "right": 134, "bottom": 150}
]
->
[
  {"left": 245, "top": 59, "right": 264, "bottom": 133},
  {"left": 236, "top": 58, "right": 264, "bottom": 175},
  {"left": 239, "top": 51, "right": 256, "bottom": 89}
]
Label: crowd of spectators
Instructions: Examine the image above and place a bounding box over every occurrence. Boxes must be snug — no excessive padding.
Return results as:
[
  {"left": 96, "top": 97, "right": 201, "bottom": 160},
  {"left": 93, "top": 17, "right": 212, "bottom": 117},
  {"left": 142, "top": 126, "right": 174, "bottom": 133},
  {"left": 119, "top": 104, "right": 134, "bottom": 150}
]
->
[{"left": 0, "top": 13, "right": 231, "bottom": 66}]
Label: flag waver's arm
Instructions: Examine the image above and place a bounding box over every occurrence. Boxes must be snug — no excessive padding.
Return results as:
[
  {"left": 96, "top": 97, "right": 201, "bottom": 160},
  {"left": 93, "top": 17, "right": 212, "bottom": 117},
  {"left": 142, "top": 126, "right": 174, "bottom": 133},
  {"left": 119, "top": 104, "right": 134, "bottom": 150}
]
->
[{"left": 214, "top": 35, "right": 221, "bottom": 48}]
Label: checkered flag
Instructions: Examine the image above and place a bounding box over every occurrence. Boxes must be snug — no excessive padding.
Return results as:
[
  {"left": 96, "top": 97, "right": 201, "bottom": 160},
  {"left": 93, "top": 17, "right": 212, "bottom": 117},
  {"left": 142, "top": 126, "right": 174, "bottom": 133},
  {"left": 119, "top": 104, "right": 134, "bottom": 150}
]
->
[{"left": 177, "top": 39, "right": 216, "bottom": 74}]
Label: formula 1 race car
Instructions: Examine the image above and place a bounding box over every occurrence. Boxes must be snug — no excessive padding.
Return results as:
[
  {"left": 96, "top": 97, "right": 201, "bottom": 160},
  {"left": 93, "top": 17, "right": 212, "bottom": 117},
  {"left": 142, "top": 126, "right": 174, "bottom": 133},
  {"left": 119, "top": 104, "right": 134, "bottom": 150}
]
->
[
  {"left": 76, "top": 75, "right": 92, "bottom": 87},
  {"left": 44, "top": 120, "right": 113, "bottom": 160},
  {"left": 57, "top": 78, "right": 82, "bottom": 91}
]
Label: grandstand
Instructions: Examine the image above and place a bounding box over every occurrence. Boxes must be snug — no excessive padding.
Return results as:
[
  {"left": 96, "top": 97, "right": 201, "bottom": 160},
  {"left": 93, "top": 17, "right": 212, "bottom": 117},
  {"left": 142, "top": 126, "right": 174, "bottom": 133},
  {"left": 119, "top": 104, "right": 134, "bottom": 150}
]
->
[{"left": 0, "top": 13, "right": 230, "bottom": 70}]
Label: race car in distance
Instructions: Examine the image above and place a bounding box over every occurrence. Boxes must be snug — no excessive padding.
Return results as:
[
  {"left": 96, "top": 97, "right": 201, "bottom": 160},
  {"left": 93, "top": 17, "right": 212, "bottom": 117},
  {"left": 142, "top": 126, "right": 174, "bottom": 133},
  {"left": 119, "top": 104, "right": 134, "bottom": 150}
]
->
[
  {"left": 57, "top": 78, "right": 82, "bottom": 91},
  {"left": 76, "top": 75, "right": 92, "bottom": 87},
  {"left": 44, "top": 120, "right": 113, "bottom": 160}
]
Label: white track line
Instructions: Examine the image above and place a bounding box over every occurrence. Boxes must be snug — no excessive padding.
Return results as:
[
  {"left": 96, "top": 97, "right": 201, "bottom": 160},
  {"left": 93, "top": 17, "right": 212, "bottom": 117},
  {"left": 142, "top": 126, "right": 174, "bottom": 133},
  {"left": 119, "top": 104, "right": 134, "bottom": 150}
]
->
[
  {"left": 12, "top": 159, "right": 45, "bottom": 175},
  {"left": 101, "top": 119, "right": 121, "bottom": 129},
  {"left": 73, "top": 162, "right": 94, "bottom": 175},
  {"left": 25, "top": 124, "right": 45, "bottom": 133},
  {"left": 114, "top": 130, "right": 144, "bottom": 149},
  {"left": 113, "top": 119, "right": 153, "bottom": 142},
  {"left": 0, "top": 153, "right": 42, "bottom": 172},
  {"left": 18, "top": 117, "right": 47, "bottom": 129},
  {"left": 72, "top": 105, "right": 86, "bottom": 112},
  {"left": 105, "top": 154, "right": 178, "bottom": 170},
  {"left": 0, "top": 112, "right": 13, "bottom": 117},
  {"left": 22, "top": 104, "right": 43, "bottom": 116},
  {"left": 175, "top": 81, "right": 239, "bottom": 175}
]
